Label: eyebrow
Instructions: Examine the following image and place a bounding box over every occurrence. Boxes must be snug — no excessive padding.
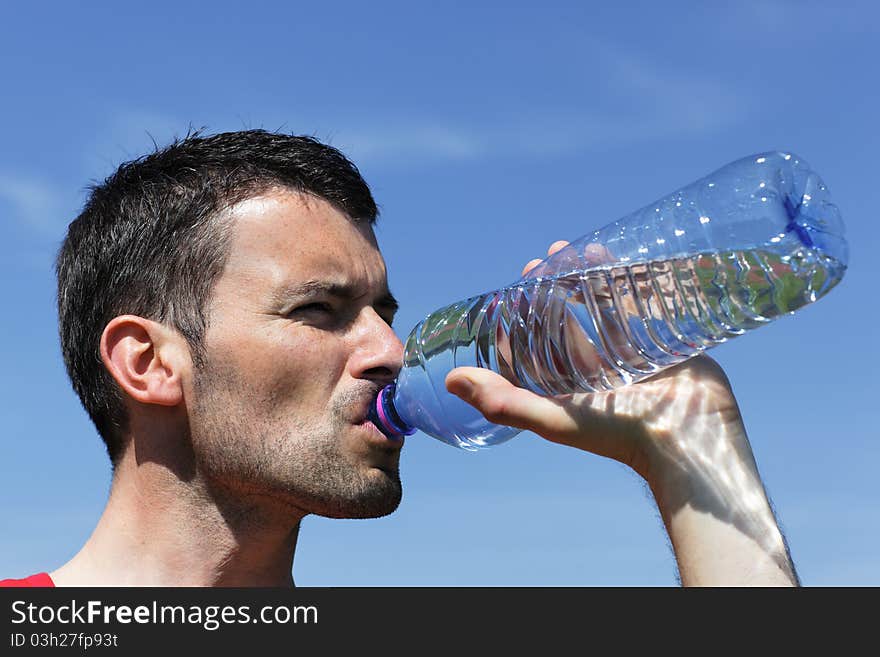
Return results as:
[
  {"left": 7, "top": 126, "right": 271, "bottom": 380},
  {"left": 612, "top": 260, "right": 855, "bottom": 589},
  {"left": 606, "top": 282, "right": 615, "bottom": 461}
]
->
[{"left": 274, "top": 279, "right": 399, "bottom": 313}]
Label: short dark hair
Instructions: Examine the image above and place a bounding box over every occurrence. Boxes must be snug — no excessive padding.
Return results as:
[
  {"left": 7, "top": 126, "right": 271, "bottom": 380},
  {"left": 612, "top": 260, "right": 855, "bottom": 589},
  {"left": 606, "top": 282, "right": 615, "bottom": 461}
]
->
[{"left": 56, "top": 129, "right": 378, "bottom": 465}]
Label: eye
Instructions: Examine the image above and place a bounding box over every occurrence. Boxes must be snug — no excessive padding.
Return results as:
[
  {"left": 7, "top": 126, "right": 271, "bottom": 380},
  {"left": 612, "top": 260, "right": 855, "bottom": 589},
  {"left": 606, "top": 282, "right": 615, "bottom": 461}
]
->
[{"left": 290, "top": 302, "right": 334, "bottom": 316}]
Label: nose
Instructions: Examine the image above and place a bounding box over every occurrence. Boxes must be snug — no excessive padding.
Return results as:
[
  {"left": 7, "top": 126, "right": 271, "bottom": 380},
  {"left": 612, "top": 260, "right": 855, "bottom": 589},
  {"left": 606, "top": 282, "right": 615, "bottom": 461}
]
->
[{"left": 348, "top": 308, "right": 405, "bottom": 384}]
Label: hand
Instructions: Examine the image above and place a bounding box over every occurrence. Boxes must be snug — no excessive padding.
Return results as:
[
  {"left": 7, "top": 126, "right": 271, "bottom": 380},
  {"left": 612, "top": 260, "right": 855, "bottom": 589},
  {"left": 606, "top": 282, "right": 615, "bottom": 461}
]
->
[
  {"left": 446, "top": 239, "right": 740, "bottom": 486},
  {"left": 445, "top": 240, "right": 798, "bottom": 585}
]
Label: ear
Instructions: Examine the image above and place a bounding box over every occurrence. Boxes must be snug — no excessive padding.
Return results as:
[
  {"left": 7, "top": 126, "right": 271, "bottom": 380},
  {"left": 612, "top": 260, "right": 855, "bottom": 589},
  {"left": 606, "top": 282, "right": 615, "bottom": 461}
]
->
[{"left": 100, "top": 315, "right": 189, "bottom": 407}]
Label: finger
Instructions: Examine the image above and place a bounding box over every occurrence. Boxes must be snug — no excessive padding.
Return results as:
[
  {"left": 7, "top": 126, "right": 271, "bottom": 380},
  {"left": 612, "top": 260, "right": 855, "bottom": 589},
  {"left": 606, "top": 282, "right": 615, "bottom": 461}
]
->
[
  {"left": 445, "top": 367, "right": 580, "bottom": 438},
  {"left": 522, "top": 240, "right": 571, "bottom": 277},
  {"left": 583, "top": 243, "right": 615, "bottom": 266},
  {"left": 547, "top": 240, "right": 570, "bottom": 256},
  {"left": 521, "top": 258, "right": 544, "bottom": 277},
  {"left": 445, "top": 366, "right": 643, "bottom": 467}
]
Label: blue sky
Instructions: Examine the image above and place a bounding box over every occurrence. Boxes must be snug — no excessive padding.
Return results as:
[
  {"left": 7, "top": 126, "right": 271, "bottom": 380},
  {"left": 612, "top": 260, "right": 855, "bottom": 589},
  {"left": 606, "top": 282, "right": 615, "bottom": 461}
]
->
[{"left": 1, "top": 1, "right": 878, "bottom": 585}]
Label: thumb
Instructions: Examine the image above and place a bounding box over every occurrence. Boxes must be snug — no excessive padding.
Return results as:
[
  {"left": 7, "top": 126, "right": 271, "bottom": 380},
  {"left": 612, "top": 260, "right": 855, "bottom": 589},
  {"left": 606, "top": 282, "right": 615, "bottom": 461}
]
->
[{"left": 445, "top": 367, "right": 579, "bottom": 437}]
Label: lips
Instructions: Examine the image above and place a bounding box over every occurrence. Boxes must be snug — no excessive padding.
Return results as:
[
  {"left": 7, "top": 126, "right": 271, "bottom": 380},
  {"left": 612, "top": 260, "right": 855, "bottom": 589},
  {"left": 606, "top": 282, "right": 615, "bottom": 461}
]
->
[
  {"left": 351, "top": 394, "right": 380, "bottom": 425},
  {"left": 345, "top": 388, "right": 404, "bottom": 445},
  {"left": 356, "top": 417, "right": 405, "bottom": 445}
]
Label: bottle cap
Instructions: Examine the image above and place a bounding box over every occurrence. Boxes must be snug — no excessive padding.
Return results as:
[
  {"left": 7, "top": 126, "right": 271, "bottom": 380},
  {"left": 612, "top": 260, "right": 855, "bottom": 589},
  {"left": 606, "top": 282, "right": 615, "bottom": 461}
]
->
[{"left": 369, "top": 384, "right": 416, "bottom": 439}]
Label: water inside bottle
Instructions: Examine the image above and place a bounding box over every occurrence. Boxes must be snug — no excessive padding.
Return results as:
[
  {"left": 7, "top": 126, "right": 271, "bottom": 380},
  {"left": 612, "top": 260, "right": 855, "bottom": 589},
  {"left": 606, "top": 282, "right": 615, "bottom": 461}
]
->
[
  {"left": 491, "top": 244, "right": 845, "bottom": 395},
  {"left": 393, "top": 242, "right": 845, "bottom": 449}
]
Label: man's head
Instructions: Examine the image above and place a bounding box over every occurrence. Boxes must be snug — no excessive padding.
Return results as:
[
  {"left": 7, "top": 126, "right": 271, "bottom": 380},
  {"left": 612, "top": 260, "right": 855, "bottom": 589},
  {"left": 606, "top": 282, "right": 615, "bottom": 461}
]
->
[{"left": 57, "top": 130, "right": 405, "bottom": 518}]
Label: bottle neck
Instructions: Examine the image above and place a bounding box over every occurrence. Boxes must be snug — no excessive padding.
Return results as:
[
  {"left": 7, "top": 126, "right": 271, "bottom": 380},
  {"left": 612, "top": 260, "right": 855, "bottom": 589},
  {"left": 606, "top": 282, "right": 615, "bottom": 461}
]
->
[{"left": 369, "top": 383, "right": 416, "bottom": 439}]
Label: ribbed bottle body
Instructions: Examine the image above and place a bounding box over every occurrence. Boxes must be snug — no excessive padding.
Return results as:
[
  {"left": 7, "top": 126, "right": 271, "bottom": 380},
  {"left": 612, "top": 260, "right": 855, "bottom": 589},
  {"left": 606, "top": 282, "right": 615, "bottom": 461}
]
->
[{"left": 387, "top": 152, "right": 848, "bottom": 450}]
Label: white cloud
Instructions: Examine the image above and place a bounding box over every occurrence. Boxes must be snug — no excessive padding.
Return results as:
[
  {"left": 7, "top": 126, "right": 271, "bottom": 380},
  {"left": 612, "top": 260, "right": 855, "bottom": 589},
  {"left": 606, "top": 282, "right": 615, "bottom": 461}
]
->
[
  {"left": 333, "top": 124, "right": 484, "bottom": 162},
  {"left": 327, "top": 43, "right": 751, "bottom": 166},
  {"left": 0, "top": 174, "right": 69, "bottom": 239},
  {"left": 81, "top": 109, "right": 191, "bottom": 180},
  {"left": 733, "top": 0, "right": 874, "bottom": 36},
  {"left": 83, "top": 47, "right": 750, "bottom": 174}
]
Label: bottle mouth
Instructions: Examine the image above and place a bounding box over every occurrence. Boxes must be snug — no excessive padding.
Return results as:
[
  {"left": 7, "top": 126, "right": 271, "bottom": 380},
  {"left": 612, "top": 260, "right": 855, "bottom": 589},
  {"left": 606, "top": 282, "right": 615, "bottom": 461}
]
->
[{"left": 369, "top": 383, "right": 416, "bottom": 439}]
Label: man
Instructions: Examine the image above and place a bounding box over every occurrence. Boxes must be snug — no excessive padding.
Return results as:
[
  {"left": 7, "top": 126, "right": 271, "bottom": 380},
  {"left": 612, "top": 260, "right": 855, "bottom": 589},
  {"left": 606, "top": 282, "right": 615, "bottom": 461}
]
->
[{"left": 2, "top": 130, "right": 798, "bottom": 587}]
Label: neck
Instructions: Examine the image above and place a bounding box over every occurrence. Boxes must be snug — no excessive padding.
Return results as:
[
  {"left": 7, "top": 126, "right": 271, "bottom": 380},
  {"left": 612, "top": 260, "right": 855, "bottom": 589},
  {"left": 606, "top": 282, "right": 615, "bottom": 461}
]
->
[{"left": 52, "top": 446, "right": 304, "bottom": 587}]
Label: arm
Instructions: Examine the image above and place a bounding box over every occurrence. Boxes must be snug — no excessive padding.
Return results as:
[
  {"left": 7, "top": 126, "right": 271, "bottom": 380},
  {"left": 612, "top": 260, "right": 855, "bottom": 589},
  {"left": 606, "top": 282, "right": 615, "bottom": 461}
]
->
[
  {"left": 643, "top": 358, "right": 799, "bottom": 586},
  {"left": 446, "top": 355, "right": 798, "bottom": 586},
  {"left": 448, "top": 235, "right": 798, "bottom": 585}
]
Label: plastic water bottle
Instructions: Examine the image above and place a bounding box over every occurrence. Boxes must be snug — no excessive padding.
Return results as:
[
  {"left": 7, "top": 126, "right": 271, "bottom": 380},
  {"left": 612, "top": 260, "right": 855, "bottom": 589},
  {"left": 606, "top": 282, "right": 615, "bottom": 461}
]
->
[{"left": 370, "top": 151, "right": 848, "bottom": 450}]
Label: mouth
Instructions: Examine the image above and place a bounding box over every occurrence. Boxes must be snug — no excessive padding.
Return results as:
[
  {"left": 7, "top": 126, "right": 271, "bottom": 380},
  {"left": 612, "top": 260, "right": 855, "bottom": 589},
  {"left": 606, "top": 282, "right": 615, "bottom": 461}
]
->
[
  {"left": 366, "top": 383, "right": 416, "bottom": 440},
  {"left": 348, "top": 388, "right": 407, "bottom": 447},
  {"left": 354, "top": 417, "right": 405, "bottom": 447}
]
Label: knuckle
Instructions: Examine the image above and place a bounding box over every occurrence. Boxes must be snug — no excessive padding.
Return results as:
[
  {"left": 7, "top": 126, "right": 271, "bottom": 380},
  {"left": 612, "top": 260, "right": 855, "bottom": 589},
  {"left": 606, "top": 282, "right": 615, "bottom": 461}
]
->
[{"left": 481, "top": 398, "right": 510, "bottom": 425}]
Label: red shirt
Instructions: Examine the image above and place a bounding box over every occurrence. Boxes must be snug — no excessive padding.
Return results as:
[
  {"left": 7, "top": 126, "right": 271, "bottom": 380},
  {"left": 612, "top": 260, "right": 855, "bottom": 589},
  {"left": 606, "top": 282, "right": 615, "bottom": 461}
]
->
[{"left": 0, "top": 573, "right": 55, "bottom": 587}]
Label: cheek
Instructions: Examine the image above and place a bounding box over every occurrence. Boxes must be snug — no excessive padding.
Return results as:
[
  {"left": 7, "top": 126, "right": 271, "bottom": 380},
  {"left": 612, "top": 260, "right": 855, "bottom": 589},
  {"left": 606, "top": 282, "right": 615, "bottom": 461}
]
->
[
  {"left": 242, "top": 329, "right": 351, "bottom": 407},
  {"left": 201, "top": 309, "right": 352, "bottom": 403}
]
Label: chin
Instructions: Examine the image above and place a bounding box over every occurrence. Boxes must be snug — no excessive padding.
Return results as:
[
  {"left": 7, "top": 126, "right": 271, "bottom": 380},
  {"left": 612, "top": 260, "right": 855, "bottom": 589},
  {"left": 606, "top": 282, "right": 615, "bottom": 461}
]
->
[{"left": 316, "top": 475, "right": 402, "bottom": 520}]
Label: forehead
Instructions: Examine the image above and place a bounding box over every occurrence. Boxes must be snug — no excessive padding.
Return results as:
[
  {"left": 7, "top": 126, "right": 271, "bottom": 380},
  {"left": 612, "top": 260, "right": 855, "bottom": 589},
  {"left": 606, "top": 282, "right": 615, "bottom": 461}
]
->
[{"left": 220, "top": 190, "right": 385, "bottom": 293}]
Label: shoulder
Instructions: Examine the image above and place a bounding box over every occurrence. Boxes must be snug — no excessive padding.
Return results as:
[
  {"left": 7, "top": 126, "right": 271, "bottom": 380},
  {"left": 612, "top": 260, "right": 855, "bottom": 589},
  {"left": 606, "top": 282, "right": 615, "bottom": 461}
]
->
[{"left": 0, "top": 573, "right": 55, "bottom": 587}]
